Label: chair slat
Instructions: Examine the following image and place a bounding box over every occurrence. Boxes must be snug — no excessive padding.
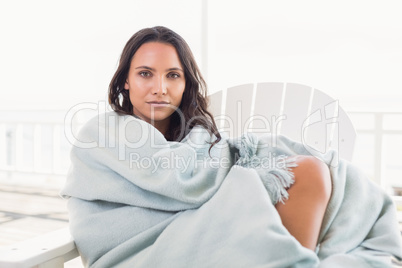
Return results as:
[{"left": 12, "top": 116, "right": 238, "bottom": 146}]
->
[
  {"left": 208, "top": 90, "right": 224, "bottom": 128},
  {"left": 208, "top": 90, "right": 223, "bottom": 119},
  {"left": 280, "top": 83, "right": 313, "bottom": 143},
  {"left": 337, "top": 107, "right": 356, "bottom": 161},
  {"left": 302, "top": 89, "right": 338, "bottom": 156},
  {"left": 252, "top": 82, "right": 285, "bottom": 136},
  {"left": 0, "top": 228, "right": 79, "bottom": 268},
  {"left": 223, "top": 84, "right": 254, "bottom": 137}
]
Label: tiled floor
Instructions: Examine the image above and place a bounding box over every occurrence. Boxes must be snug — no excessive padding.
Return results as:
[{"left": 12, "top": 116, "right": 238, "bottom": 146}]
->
[{"left": 0, "top": 183, "right": 83, "bottom": 267}]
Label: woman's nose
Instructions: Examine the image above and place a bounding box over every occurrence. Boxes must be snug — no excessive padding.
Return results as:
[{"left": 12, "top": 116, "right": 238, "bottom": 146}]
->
[{"left": 152, "top": 76, "right": 167, "bottom": 95}]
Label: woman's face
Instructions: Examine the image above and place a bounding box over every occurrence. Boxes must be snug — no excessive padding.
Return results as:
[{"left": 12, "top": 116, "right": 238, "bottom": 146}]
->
[{"left": 124, "top": 42, "right": 185, "bottom": 133}]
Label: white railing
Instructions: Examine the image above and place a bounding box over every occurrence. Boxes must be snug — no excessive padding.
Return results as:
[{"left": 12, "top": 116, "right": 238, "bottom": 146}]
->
[
  {"left": 348, "top": 111, "right": 402, "bottom": 194},
  {"left": 0, "top": 110, "right": 77, "bottom": 187},
  {"left": 0, "top": 122, "right": 67, "bottom": 175},
  {"left": 1, "top": 110, "right": 402, "bottom": 195}
]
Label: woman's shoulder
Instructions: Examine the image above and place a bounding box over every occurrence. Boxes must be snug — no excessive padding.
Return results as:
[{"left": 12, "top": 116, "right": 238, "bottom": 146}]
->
[
  {"left": 79, "top": 111, "right": 119, "bottom": 130},
  {"left": 71, "top": 111, "right": 111, "bottom": 146},
  {"left": 74, "top": 111, "right": 168, "bottom": 147},
  {"left": 80, "top": 111, "right": 145, "bottom": 129},
  {"left": 73, "top": 111, "right": 137, "bottom": 144}
]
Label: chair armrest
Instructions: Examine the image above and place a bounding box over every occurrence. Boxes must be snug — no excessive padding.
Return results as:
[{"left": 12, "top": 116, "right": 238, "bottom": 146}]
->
[{"left": 0, "top": 227, "right": 79, "bottom": 268}]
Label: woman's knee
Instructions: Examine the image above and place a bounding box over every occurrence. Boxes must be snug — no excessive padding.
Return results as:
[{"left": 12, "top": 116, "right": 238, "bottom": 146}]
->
[{"left": 290, "top": 155, "right": 332, "bottom": 200}]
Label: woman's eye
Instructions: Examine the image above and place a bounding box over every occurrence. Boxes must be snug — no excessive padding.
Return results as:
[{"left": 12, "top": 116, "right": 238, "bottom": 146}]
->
[
  {"left": 139, "top": 71, "right": 151, "bottom": 78},
  {"left": 168, "top": 73, "right": 180, "bottom": 79}
]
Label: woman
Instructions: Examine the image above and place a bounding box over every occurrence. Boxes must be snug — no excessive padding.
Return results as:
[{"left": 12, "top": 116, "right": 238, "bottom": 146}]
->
[
  {"left": 62, "top": 26, "right": 402, "bottom": 268},
  {"left": 108, "top": 26, "right": 331, "bottom": 251}
]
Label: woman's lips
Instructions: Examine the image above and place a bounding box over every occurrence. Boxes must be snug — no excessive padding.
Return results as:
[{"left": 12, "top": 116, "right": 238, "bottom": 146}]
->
[{"left": 147, "top": 101, "right": 170, "bottom": 108}]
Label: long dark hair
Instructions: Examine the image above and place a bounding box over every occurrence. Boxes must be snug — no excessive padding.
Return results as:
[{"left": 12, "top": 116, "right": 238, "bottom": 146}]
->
[{"left": 108, "top": 26, "right": 221, "bottom": 148}]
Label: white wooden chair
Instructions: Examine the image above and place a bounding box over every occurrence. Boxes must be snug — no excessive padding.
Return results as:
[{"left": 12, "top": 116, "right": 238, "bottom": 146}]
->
[{"left": 0, "top": 82, "right": 356, "bottom": 268}]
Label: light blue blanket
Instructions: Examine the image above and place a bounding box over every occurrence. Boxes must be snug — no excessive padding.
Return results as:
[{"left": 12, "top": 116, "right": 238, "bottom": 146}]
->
[{"left": 61, "top": 111, "right": 402, "bottom": 267}]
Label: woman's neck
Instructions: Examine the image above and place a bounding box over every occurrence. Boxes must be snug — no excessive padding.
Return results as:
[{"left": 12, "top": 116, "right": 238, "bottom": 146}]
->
[
  {"left": 132, "top": 113, "right": 171, "bottom": 139},
  {"left": 148, "top": 118, "right": 171, "bottom": 138}
]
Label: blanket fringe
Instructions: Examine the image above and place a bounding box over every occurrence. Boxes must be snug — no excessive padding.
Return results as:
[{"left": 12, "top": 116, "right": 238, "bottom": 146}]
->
[{"left": 235, "top": 134, "right": 297, "bottom": 205}]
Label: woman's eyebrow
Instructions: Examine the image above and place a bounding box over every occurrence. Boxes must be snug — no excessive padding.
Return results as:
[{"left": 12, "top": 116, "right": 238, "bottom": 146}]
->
[
  {"left": 135, "top": 66, "right": 154, "bottom": 70},
  {"left": 134, "top": 66, "right": 183, "bottom": 72},
  {"left": 166, "top": 67, "right": 184, "bottom": 72}
]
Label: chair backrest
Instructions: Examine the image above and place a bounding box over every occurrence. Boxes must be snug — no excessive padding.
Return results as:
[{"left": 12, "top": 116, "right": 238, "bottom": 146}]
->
[{"left": 209, "top": 82, "right": 356, "bottom": 162}]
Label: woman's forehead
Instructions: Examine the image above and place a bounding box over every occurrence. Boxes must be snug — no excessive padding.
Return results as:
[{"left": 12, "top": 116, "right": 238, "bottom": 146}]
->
[{"left": 131, "top": 42, "right": 182, "bottom": 69}]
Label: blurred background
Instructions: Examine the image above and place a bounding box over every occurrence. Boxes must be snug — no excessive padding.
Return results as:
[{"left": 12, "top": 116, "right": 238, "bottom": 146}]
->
[{"left": 0, "top": 0, "right": 401, "bottom": 260}]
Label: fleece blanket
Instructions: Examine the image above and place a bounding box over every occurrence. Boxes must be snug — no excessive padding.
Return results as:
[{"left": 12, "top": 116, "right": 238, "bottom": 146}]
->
[{"left": 61, "top": 111, "right": 402, "bottom": 268}]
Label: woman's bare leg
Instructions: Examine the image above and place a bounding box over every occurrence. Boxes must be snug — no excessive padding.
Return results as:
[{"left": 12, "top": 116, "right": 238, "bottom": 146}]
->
[{"left": 275, "top": 155, "right": 332, "bottom": 251}]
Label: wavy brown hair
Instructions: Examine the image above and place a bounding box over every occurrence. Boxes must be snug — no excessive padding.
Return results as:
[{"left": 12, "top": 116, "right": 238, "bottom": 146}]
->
[{"left": 108, "top": 26, "right": 221, "bottom": 148}]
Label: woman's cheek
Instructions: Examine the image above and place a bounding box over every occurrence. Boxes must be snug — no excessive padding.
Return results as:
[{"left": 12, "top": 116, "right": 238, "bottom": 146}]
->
[{"left": 137, "top": 80, "right": 153, "bottom": 94}]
